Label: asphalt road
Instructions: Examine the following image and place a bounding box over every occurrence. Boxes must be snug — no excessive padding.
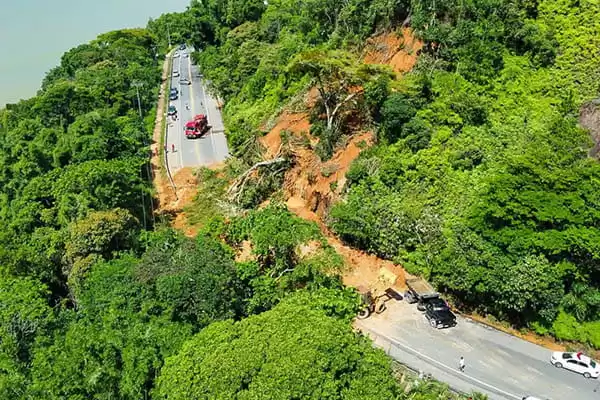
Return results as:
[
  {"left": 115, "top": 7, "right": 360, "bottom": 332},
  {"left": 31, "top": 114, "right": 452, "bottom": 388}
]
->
[
  {"left": 357, "top": 300, "right": 600, "bottom": 399},
  {"left": 165, "top": 48, "right": 229, "bottom": 172}
]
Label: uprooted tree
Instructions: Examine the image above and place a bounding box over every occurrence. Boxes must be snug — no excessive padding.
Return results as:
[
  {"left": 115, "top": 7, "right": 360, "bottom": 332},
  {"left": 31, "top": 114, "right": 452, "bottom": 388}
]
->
[
  {"left": 287, "top": 49, "right": 394, "bottom": 133},
  {"left": 226, "top": 142, "right": 292, "bottom": 208}
]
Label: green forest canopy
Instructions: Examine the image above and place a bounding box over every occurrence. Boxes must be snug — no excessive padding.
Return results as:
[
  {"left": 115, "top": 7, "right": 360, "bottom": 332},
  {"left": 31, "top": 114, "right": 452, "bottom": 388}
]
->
[
  {"left": 151, "top": 0, "right": 600, "bottom": 347},
  {"left": 2, "top": 0, "right": 600, "bottom": 398}
]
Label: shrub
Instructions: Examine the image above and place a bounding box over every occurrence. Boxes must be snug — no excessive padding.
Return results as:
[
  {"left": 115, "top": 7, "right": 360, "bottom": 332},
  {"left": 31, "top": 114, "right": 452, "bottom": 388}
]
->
[{"left": 552, "top": 310, "right": 584, "bottom": 342}]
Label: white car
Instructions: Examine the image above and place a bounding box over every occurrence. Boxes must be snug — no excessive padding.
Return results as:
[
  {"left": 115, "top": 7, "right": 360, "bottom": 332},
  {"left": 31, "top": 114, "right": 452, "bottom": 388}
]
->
[
  {"left": 550, "top": 351, "right": 600, "bottom": 378},
  {"left": 172, "top": 71, "right": 180, "bottom": 78}
]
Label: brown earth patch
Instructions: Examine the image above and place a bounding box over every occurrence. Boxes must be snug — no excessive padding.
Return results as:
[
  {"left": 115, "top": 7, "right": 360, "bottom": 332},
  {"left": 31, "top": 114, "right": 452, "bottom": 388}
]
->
[
  {"left": 260, "top": 108, "right": 406, "bottom": 294},
  {"left": 165, "top": 168, "right": 200, "bottom": 237},
  {"left": 235, "top": 240, "right": 256, "bottom": 263},
  {"left": 364, "top": 28, "right": 422, "bottom": 74}
]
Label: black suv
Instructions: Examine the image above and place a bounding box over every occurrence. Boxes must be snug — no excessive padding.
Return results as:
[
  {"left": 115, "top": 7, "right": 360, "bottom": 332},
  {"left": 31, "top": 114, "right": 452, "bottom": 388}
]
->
[{"left": 424, "top": 298, "right": 456, "bottom": 329}]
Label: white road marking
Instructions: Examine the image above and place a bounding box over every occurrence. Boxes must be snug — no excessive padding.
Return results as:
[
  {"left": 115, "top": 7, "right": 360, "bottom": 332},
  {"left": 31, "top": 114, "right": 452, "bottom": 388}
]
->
[
  {"left": 175, "top": 56, "right": 184, "bottom": 169},
  {"left": 358, "top": 324, "right": 522, "bottom": 400},
  {"left": 201, "top": 78, "right": 217, "bottom": 158}
]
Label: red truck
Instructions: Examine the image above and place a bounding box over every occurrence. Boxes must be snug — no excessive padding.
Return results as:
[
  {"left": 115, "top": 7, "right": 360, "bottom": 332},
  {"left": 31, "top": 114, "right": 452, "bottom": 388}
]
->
[{"left": 184, "top": 114, "right": 211, "bottom": 139}]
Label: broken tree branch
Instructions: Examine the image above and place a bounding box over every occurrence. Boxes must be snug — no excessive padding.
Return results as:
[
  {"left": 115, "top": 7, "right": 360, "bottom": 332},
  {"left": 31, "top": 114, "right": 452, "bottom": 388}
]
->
[{"left": 226, "top": 157, "right": 288, "bottom": 202}]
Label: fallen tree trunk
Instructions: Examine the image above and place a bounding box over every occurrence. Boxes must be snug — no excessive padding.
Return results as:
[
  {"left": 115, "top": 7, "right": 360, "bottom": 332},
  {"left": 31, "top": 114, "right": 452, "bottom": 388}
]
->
[{"left": 227, "top": 157, "right": 287, "bottom": 202}]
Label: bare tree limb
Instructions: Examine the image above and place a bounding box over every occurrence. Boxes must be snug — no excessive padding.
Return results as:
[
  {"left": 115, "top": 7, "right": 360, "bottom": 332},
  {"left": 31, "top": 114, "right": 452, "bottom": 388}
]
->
[
  {"left": 227, "top": 157, "right": 288, "bottom": 202},
  {"left": 274, "top": 268, "right": 295, "bottom": 281}
]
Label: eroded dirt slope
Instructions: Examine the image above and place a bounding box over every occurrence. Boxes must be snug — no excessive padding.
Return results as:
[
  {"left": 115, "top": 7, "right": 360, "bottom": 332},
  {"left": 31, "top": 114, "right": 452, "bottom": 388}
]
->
[{"left": 257, "top": 29, "right": 425, "bottom": 292}]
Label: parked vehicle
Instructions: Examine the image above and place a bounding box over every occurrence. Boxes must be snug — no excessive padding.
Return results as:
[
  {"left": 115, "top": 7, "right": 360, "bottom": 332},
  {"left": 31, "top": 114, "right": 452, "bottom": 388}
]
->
[
  {"left": 168, "top": 105, "right": 177, "bottom": 116},
  {"left": 424, "top": 298, "right": 456, "bottom": 329},
  {"left": 404, "top": 277, "right": 456, "bottom": 329},
  {"left": 169, "top": 92, "right": 178, "bottom": 100},
  {"left": 551, "top": 352, "right": 600, "bottom": 378},
  {"left": 184, "top": 114, "right": 211, "bottom": 139},
  {"left": 404, "top": 277, "right": 439, "bottom": 306}
]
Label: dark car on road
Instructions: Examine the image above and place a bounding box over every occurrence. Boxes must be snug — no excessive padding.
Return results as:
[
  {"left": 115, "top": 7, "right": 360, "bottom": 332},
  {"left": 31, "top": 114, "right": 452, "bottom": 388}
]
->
[
  {"left": 424, "top": 298, "right": 457, "bottom": 329},
  {"left": 169, "top": 90, "right": 178, "bottom": 100},
  {"left": 168, "top": 105, "right": 177, "bottom": 116}
]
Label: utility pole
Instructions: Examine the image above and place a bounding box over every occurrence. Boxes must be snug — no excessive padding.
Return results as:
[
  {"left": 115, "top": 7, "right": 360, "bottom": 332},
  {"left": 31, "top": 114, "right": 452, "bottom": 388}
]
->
[
  {"left": 166, "top": 22, "right": 172, "bottom": 48},
  {"left": 133, "top": 81, "right": 143, "bottom": 119}
]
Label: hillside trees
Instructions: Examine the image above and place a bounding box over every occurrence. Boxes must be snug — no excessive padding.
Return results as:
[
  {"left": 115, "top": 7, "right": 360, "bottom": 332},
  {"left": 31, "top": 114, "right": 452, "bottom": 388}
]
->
[
  {"left": 288, "top": 49, "right": 393, "bottom": 158},
  {"left": 0, "top": 278, "right": 53, "bottom": 399},
  {"left": 328, "top": 0, "right": 600, "bottom": 345},
  {"left": 155, "top": 292, "right": 400, "bottom": 400},
  {"left": 0, "top": 28, "right": 159, "bottom": 285},
  {"left": 289, "top": 50, "right": 392, "bottom": 132}
]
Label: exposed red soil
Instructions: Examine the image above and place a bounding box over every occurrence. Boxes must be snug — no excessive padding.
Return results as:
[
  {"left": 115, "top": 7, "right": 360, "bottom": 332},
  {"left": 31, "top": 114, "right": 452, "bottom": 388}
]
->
[
  {"left": 255, "top": 29, "right": 426, "bottom": 292},
  {"left": 363, "top": 28, "right": 423, "bottom": 74},
  {"left": 257, "top": 28, "right": 575, "bottom": 353},
  {"left": 260, "top": 105, "right": 406, "bottom": 293},
  {"left": 235, "top": 240, "right": 256, "bottom": 263},
  {"left": 168, "top": 168, "right": 201, "bottom": 237}
]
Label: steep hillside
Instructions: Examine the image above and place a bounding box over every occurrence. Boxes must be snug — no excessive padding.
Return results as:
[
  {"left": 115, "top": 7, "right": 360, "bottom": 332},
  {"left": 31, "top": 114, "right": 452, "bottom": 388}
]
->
[
  {"left": 172, "top": 0, "right": 600, "bottom": 353},
  {"left": 4, "top": 0, "right": 600, "bottom": 398}
]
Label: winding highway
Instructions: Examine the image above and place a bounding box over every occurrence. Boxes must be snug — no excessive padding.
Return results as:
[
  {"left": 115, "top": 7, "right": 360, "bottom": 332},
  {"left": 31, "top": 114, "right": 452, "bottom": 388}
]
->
[{"left": 165, "top": 47, "right": 229, "bottom": 172}]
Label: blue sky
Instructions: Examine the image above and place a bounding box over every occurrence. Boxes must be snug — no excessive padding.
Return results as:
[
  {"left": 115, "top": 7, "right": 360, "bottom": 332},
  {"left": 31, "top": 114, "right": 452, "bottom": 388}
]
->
[{"left": 0, "top": 0, "right": 189, "bottom": 105}]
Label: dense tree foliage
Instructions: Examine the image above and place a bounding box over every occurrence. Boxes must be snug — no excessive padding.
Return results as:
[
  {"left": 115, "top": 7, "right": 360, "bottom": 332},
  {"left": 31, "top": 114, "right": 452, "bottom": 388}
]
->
[
  {"left": 153, "top": 0, "right": 600, "bottom": 349},
  {"left": 329, "top": 0, "right": 600, "bottom": 345},
  {"left": 0, "top": 28, "right": 160, "bottom": 286},
  {"left": 7, "top": 0, "right": 600, "bottom": 397},
  {"left": 156, "top": 291, "right": 400, "bottom": 400}
]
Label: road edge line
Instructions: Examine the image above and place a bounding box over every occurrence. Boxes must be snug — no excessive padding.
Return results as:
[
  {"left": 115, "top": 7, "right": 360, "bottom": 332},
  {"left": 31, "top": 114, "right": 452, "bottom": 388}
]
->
[{"left": 358, "top": 323, "right": 522, "bottom": 400}]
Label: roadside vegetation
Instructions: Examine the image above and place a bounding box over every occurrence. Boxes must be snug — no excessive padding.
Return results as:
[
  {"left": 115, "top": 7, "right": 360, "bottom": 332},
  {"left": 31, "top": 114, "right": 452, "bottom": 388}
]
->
[
  {"left": 151, "top": 0, "right": 600, "bottom": 350},
  {"left": 0, "top": 10, "right": 474, "bottom": 399},
  {"left": 3, "top": 0, "right": 600, "bottom": 398}
]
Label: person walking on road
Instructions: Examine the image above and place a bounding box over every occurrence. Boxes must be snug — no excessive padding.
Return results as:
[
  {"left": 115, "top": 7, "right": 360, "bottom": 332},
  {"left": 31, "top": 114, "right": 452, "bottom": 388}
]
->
[{"left": 459, "top": 356, "right": 465, "bottom": 372}]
